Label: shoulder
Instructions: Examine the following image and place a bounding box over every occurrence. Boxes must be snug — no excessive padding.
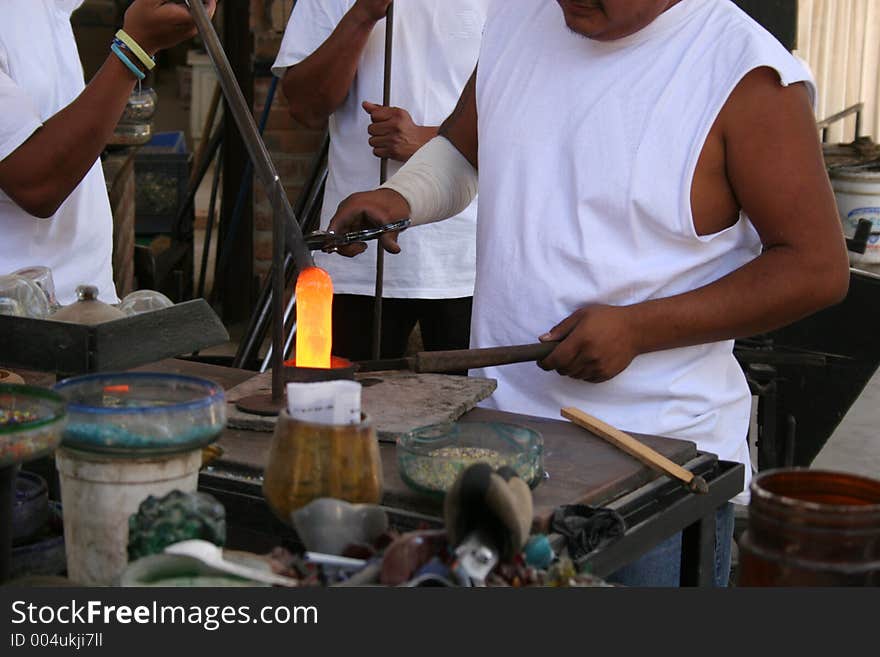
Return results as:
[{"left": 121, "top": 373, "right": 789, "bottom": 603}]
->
[{"left": 721, "top": 66, "right": 814, "bottom": 135}]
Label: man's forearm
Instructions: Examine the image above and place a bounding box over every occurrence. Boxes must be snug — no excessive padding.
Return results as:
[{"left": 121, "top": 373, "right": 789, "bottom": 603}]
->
[
  {"left": 627, "top": 246, "right": 849, "bottom": 354},
  {"left": 0, "top": 54, "right": 136, "bottom": 218},
  {"left": 282, "top": 6, "right": 381, "bottom": 127}
]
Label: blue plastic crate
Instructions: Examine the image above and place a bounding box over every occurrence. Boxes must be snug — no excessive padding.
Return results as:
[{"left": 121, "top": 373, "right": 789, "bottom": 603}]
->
[
  {"left": 140, "top": 131, "right": 187, "bottom": 155},
  {"left": 134, "top": 131, "right": 191, "bottom": 234}
]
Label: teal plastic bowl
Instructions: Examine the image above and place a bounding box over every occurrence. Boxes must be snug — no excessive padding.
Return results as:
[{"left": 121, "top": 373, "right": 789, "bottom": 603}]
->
[{"left": 53, "top": 373, "right": 225, "bottom": 456}]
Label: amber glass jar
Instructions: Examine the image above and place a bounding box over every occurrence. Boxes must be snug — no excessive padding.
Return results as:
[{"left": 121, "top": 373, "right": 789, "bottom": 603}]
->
[
  {"left": 262, "top": 411, "right": 383, "bottom": 521},
  {"left": 738, "top": 469, "right": 880, "bottom": 586}
]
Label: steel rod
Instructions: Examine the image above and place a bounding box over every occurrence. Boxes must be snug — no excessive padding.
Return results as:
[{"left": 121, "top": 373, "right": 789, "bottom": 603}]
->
[
  {"left": 186, "top": 0, "right": 313, "bottom": 402},
  {"left": 186, "top": 1, "right": 312, "bottom": 268},
  {"left": 372, "top": 2, "right": 394, "bottom": 360},
  {"left": 232, "top": 134, "right": 328, "bottom": 370},
  {"left": 211, "top": 75, "right": 280, "bottom": 305},
  {"left": 197, "top": 147, "right": 223, "bottom": 299}
]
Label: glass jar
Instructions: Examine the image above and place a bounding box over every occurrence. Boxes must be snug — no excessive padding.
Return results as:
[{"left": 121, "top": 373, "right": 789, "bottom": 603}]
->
[
  {"left": 0, "top": 275, "right": 51, "bottom": 319},
  {"left": 262, "top": 411, "right": 383, "bottom": 521},
  {"left": 11, "top": 266, "right": 58, "bottom": 311},
  {"left": 737, "top": 468, "right": 880, "bottom": 586}
]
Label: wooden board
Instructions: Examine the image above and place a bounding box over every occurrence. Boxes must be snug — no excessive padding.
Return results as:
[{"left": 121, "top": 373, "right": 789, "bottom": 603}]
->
[
  {"left": 224, "top": 369, "right": 498, "bottom": 442},
  {"left": 0, "top": 300, "right": 229, "bottom": 375}
]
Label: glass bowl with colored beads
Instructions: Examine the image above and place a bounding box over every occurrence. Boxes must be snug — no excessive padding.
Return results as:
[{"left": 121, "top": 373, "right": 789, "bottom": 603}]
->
[
  {"left": 397, "top": 421, "right": 544, "bottom": 497},
  {"left": 53, "top": 373, "right": 226, "bottom": 456},
  {"left": 0, "top": 385, "right": 67, "bottom": 468}
]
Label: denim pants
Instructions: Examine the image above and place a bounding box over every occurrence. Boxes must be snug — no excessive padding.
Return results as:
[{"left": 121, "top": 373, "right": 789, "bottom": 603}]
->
[{"left": 607, "top": 503, "right": 735, "bottom": 587}]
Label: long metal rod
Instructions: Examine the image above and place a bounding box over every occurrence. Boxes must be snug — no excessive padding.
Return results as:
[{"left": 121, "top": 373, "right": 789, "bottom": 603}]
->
[
  {"left": 261, "top": 291, "right": 297, "bottom": 373},
  {"left": 211, "top": 75, "right": 280, "bottom": 305},
  {"left": 372, "top": 2, "right": 394, "bottom": 360},
  {"left": 232, "top": 136, "right": 329, "bottom": 370},
  {"left": 186, "top": 0, "right": 313, "bottom": 402},
  {"left": 197, "top": 146, "right": 223, "bottom": 299}
]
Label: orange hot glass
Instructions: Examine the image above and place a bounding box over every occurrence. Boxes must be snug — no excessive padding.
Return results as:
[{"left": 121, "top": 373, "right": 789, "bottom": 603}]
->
[{"left": 295, "top": 267, "right": 333, "bottom": 369}]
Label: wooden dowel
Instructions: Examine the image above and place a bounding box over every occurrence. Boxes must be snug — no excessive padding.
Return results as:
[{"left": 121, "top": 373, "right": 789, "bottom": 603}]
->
[{"left": 561, "top": 407, "right": 708, "bottom": 494}]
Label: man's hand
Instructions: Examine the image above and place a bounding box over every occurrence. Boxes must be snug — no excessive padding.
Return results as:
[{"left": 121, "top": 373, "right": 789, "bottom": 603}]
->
[
  {"left": 537, "top": 305, "right": 640, "bottom": 383},
  {"left": 326, "top": 189, "right": 412, "bottom": 256},
  {"left": 363, "top": 102, "right": 438, "bottom": 162},
  {"left": 352, "top": 0, "right": 394, "bottom": 23},
  {"left": 123, "top": 0, "right": 217, "bottom": 56}
]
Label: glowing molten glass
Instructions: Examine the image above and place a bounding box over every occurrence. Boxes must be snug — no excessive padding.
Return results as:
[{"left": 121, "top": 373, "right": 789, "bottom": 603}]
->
[{"left": 295, "top": 266, "right": 333, "bottom": 369}]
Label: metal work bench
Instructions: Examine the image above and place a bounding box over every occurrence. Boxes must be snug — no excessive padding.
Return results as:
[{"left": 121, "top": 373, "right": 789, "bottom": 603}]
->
[{"left": 144, "top": 359, "right": 743, "bottom": 587}]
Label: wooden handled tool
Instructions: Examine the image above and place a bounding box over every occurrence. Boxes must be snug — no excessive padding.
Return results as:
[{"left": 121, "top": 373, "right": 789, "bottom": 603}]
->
[
  {"left": 561, "top": 407, "right": 709, "bottom": 494},
  {"left": 356, "top": 341, "right": 559, "bottom": 374}
]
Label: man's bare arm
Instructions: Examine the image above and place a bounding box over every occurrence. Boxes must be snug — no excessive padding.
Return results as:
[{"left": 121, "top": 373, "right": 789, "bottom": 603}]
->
[
  {"left": 540, "top": 67, "right": 849, "bottom": 381},
  {"left": 282, "top": 0, "right": 391, "bottom": 128},
  {"left": 439, "top": 68, "right": 479, "bottom": 168},
  {"left": 0, "top": 0, "right": 215, "bottom": 218}
]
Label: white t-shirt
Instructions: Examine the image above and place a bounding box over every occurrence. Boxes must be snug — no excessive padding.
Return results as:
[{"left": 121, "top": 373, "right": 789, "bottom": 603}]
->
[
  {"left": 0, "top": 0, "right": 117, "bottom": 304},
  {"left": 472, "top": 0, "right": 814, "bottom": 503},
  {"left": 273, "top": 0, "right": 486, "bottom": 298}
]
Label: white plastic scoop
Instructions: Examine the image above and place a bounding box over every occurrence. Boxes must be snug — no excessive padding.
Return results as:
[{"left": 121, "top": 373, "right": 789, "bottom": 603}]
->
[{"left": 164, "top": 540, "right": 299, "bottom": 587}]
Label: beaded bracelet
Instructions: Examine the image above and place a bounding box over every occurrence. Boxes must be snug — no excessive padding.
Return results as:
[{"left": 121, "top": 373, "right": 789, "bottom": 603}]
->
[
  {"left": 111, "top": 42, "right": 146, "bottom": 81},
  {"left": 115, "top": 29, "right": 156, "bottom": 71}
]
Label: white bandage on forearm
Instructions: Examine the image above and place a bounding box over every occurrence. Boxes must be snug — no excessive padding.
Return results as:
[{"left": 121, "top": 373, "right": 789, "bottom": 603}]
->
[{"left": 379, "top": 136, "right": 477, "bottom": 226}]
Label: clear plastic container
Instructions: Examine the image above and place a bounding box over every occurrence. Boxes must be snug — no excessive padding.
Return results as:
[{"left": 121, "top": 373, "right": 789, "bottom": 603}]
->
[
  {"left": 120, "top": 87, "right": 158, "bottom": 124},
  {"left": 398, "top": 421, "right": 544, "bottom": 496},
  {"left": 109, "top": 121, "right": 152, "bottom": 147},
  {"left": 11, "top": 266, "right": 58, "bottom": 310},
  {"left": 53, "top": 373, "right": 226, "bottom": 456},
  {"left": 0, "top": 275, "right": 51, "bottom": 319},
  {"left": 119, "top": 289, "right": 174, "bottom": 316}
]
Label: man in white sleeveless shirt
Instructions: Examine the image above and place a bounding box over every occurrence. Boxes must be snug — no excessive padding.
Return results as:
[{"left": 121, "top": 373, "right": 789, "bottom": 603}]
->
[
  {"left": 325, "top": 0, "right": 850, "bottom": 585},
  {"left": 0, "top": 0, "right": 215, "bottom": 304}
]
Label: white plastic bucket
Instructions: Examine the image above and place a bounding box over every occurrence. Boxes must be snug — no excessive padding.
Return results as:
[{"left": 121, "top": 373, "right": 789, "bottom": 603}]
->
[
  {"left": 56, "top": 447, "right": 202, "bottom": 586},
  {"left": 830, "top": 162, "right": 880, "bottom": 266}
]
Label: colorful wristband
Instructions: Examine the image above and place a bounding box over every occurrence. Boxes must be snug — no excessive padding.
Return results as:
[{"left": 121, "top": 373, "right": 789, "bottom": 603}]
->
[
  {"left": 111, "top": 42, "right": 146, "bottom": 81},
  {"left": 115, "top": 29, "right": 156, "bottom": 71}
]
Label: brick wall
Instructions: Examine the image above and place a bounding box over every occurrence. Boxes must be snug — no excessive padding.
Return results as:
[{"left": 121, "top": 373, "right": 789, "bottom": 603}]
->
[{"left": 251, "top": 0, "right": 325, "bottom": 280}]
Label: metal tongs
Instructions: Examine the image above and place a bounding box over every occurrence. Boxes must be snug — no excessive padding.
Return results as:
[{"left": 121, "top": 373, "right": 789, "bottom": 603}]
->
[{"left": 304, "top": 219, "right": 412, "bottom": 252}]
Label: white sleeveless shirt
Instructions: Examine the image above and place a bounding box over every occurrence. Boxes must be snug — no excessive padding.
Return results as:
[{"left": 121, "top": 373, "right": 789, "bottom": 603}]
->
[{"left": 472, "top": 0, "right": 814, "bottom": 501}]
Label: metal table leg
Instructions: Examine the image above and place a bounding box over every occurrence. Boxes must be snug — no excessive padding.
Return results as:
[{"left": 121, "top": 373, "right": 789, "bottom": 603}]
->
[{"left": 680, "top": 511, "right": 717, "bottom": 587}]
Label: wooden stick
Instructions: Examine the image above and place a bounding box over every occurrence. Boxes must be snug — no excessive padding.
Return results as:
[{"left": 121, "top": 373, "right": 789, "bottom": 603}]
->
[{"left": 561, "top": 407, "right": 708, "bottom": 494}]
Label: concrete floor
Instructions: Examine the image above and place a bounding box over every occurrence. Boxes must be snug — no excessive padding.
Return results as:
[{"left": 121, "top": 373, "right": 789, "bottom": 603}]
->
[{"left": 813, "top": 368, "right": 880, "bottom": 478}]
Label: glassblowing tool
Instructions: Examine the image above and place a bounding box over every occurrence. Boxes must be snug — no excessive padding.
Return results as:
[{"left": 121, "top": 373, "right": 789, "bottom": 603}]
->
[
  {"left": 304, "top": 219, "right": 411, "bottom": 252},
  {"left": 185, "top": 0, "right": 314, "bottom": 410},
  {"left": 355, "top": 340, "right": 559, "bottom": 373},
  {"left": 373, "top": 2, "right": 395, "bottom": 360},
  {"left": 561, "top": 407, "right": 709, "bottom": 494}
]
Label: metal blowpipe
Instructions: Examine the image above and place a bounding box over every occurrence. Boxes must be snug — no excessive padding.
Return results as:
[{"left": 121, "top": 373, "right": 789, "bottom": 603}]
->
[{"left": 185, "top": 0, "right": 314, "bottom": 402}]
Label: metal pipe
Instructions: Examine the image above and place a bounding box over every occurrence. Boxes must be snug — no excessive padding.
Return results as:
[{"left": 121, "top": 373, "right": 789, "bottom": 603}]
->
[
  {"left": 261, "top": 291, "right": 297, "bottom": 373},
  {"left": 186, "top": 1, "right": 312, "bottom": 269},
  {"left": 232, "top": 134, "right": 328, "bottom": 370},
  {"left": 211, "top": 75, "right": 280, "bottom": 305},
  {"left": 372, "top": 2, "right": 394, "bottom": 360},
  {"left": 197, "top": 147, "right": 223, "bottom": 299},
  {"left": 186, "top": 0, "right": 313, "bottom": 402}
]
